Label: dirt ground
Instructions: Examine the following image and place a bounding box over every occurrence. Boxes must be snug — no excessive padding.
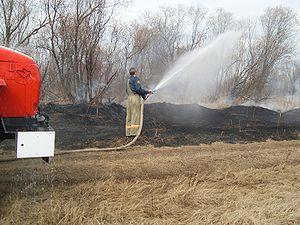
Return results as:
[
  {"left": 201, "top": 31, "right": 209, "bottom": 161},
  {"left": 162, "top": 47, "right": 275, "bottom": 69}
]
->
[
  {"left": 2, "top": 103, "right": 299, "bottom": 151},
  {"left": 0, "top": 140, "right": 299, "bottom": 225}
]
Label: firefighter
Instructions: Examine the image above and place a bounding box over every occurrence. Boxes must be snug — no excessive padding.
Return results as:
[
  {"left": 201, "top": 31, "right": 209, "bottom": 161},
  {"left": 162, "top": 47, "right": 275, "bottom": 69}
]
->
[{"left": 126, "top": 67, "right": 152, "bottom": 136}]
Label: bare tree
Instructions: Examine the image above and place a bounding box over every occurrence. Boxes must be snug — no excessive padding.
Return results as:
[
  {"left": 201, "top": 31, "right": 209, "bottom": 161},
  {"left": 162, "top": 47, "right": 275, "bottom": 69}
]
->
[
  {"left": 230, "top": 6, "right": 298, "bottom": 103},
  {"left": 105, "top": 22, "right": 156, "bottom": 103},
  {"left": 88, "top": 24, "right": 123, "bottom": 106},
  {"left": 207, "top": 8, "right": 234, "bottom": 38},
  {"left": 42, "top": 0, "right": 126, "bottom": 103},
  {"left": 0, "top": 0, "right": 47, "bottom": 47},
  {"left": 146, "top": 6, "right": 186, "bottom": 65},
  {"left": 186, "top": 5, "right": 207, "bottom": 50}
]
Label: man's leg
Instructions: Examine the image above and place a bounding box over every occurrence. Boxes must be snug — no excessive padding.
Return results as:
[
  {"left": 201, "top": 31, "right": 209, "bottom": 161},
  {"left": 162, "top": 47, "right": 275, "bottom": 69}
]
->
[
  {"left": 131, "top": 97, "right": 141, "bottom": 136},
  {"left": 125, "top": 98, "right": 132, "bottom": 136}
]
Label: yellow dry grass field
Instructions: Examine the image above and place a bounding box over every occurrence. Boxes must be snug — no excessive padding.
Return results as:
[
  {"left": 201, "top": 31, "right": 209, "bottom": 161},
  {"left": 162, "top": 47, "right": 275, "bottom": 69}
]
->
[{"left": 0, "top": 140, "right": 300, "bottom": 225}]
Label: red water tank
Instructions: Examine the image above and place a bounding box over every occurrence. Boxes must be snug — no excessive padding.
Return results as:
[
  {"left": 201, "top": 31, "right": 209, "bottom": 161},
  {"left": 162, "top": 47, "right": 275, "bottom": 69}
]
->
[{"left": 0, "top": 46, "right": 41, "bottom": 117}]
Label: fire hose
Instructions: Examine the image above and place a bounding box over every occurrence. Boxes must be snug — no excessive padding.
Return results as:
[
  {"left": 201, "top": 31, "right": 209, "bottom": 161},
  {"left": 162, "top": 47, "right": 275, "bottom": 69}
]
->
[
  {"left": 56, "top": 99, "right": 146, "bottom": 155},
  {"left": 0, "top": 91, "right": 154, "bottom": 162},
  {"left": 0, "top": 100, "right": 145, "bottom": 162}
]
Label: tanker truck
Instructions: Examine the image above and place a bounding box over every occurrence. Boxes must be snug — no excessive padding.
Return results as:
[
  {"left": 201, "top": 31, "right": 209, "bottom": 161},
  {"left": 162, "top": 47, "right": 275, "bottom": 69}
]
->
[{"left": 0, "top": 46, "right": 55, "bottom": 162}]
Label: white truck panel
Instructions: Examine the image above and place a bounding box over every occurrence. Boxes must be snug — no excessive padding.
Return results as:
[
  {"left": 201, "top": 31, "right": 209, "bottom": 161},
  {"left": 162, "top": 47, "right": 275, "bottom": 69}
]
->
[{"left": 16, "top": 131, "right": 55, "bottom": 158}]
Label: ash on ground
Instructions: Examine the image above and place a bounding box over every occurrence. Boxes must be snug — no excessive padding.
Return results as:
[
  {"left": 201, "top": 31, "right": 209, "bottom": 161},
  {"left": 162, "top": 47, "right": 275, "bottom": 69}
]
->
[{"left": 1, "top": 103, "right": 300, "bottom": 150}]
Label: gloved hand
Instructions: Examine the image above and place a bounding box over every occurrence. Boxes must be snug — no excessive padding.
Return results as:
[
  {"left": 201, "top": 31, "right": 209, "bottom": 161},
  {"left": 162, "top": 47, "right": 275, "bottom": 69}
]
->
[
  {"left": 148, "top": 89, "right": 154, "bottom": 94},
  {"left": 144, "top": 90, "right": 154, "bottom": 100}
]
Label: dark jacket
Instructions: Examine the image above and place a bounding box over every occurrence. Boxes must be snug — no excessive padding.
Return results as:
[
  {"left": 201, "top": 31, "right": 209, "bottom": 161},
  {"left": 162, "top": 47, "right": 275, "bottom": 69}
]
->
[{"left": 128, "top": 75, "right": 149, "bottom": 99}]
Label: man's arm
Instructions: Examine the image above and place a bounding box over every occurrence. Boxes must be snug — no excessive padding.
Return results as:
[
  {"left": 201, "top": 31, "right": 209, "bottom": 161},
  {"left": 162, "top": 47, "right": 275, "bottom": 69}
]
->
[{"left": 129, "top": 77, "right": 149, "bottom": 99}]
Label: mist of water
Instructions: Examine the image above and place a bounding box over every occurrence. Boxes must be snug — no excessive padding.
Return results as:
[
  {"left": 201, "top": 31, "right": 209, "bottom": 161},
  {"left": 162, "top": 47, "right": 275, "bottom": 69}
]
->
[{"left": 150, "top": 31, "right": 241, "bottom": 104}]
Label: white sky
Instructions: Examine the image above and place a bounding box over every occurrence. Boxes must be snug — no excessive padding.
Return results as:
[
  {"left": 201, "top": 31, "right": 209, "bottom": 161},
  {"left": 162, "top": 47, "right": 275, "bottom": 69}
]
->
[
  {"left": 124, "top": 0, "right": 300, "bottom": 20},
  {"left": 120, "top": 0, "right": 300, "bottom": 57}
]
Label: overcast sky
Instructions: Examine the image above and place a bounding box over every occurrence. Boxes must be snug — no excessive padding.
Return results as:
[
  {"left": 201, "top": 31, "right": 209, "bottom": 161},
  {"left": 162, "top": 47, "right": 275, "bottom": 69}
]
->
[
  {"left": 124, "top": 0, "right": 300, "bottom": 19},
  {"left": 121, "top": 0, "right": 300, "bottom": 58}
]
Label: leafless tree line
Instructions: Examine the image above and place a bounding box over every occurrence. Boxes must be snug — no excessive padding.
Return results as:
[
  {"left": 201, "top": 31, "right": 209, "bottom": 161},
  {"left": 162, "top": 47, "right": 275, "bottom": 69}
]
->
[
  {"left": 227, "top": 7, "right": 299, "bottom": 103},
  {"left": 0, "top": 1, "right": 299, "bottom": 105}
]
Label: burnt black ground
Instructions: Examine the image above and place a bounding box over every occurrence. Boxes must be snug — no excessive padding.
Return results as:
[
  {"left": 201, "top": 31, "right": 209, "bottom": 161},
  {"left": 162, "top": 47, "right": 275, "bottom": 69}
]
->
[{"left": 1, "top": 103, "right": 299, "bottom": 150}]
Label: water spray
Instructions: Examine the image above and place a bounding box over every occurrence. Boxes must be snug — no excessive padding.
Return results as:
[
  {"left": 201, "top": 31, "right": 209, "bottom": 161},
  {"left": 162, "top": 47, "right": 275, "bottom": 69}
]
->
[{"left": 151, "top": 31, "right": 241, "bottom": 104}]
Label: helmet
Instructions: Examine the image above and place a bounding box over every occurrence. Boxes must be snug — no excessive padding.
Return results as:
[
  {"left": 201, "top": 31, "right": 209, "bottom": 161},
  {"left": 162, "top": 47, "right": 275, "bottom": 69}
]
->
[{"left": 129, "top": 67, "right": 136, "bottom": 75}]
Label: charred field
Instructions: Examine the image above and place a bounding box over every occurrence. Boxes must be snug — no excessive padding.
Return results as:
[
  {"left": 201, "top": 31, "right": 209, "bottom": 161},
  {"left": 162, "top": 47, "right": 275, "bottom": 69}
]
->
[{"left": 2, "top": 102, "right": 298, "bottom": 150}]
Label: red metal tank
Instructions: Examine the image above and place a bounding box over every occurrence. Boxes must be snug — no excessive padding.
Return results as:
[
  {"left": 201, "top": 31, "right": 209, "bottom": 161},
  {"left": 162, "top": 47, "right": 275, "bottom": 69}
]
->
[{"left": 0, "top": 46, "right": 41, "bottom": 117}]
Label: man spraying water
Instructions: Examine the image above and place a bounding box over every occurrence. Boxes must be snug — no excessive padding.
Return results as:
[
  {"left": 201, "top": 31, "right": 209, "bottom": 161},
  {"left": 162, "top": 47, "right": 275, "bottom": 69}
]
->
[{"left": 126, "top": 67, "right": 153, "bottom": 137}]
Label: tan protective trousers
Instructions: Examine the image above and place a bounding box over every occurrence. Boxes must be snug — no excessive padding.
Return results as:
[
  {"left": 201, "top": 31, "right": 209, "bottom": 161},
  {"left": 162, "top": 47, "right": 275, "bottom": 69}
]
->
[{"left": 126, "top": 94, "right": 142, "bottom": 136}]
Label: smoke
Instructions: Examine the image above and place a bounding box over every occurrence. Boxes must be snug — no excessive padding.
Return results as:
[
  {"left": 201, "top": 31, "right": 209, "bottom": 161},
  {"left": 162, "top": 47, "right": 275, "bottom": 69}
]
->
[
  {"left": 247, "top": 58, "right": 300, "bottom": 112},
  {"left": 294, "top": 58, "right": 300, "bottom": 96},
  {"left": 295, "top": 78, "right": 300, "bottom": 96},
  {"left": 150, "top": 31, "right": 241, "bottom": 104},
  {"left": 257, "top": 72, "right": 300, "bottom": 112}
]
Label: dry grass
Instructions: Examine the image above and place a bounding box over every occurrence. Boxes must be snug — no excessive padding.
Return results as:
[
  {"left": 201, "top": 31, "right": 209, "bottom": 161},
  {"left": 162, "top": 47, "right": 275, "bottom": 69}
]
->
[{"left": 0, "top": 140, "right": 300, "bottom": 224}]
